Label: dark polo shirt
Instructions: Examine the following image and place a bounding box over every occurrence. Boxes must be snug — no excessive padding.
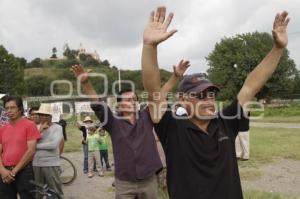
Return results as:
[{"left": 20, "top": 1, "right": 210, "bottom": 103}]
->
[
  {"left": 91, "top": 102, "right": 162, "bottom": 181},
  {"left": 154, "top": 100, "right": 249, "bottom": 199}
]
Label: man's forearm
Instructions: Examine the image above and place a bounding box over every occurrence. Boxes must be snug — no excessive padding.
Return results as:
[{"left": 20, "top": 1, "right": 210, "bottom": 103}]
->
[
  {"left": 142, "top": 44, "right": 169, "bottom": 123},
  {"left": 36, "top": 141, "right": 58, "bottom": 150},
  {"left": 142, "top": 44, "right": 162, "bottom": 99},
  {"left": 239, "top": 46, "right": 284, "bottom": 104},
  {"left": 244, "top": 47, "right": 283, "bottom": 92},
  {"left": 0, "top": 153, "right": 5, "bottom": 171},
  {"left": 37, "top": 134, "right": 63, "bottom": 150},
  {"left": 161, "top": 74, "right": 179, "bottom": 94},
  {"left": 13, "top": 147, "right": 36, "bottom": 174},
  {"left": 0, "top": 146, "right": 6, "bottom": 172},
  {"left": 81, "top": 81, "right": 99, "bottom": 102}
]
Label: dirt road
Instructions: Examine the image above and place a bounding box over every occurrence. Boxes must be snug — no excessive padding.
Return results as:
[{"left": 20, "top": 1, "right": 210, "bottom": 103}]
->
[{"left": 63, "top": 152, "right": 115, "bottom": 199}]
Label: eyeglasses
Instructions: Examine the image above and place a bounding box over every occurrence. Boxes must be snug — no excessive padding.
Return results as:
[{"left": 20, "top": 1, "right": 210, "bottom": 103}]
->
[
  {"left": 4, "top": 106, "right": 18, "bottom": 111},
  {"left": 189, "top": 90, "right": 217, "bottom": 100}
]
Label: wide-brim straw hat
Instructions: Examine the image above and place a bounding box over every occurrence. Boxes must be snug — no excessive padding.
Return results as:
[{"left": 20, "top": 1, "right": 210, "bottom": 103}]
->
[
  {"left": 83, "top": 116, "right": 93, "bottom": 123},
  {"left": 36, "top": 103, "right": 53, "bottom": 115}
]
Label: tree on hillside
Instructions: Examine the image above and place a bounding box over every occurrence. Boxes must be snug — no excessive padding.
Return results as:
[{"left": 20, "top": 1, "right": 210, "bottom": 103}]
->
[
  {"left": 0, "top": 45, "right": 25, "bottom": 95},
  {"left": 101, "top": 59, "right": 110, "bottom": 67},
  {"left": 79, "top": 54, "right": 100, "bottom": 66},
  {"left": 294, "top": 70, "right": 300, "bottom": 94},
  {"left": 16, "top": 57, "right": 27, "bottom": 67},
  {"left": 206, "top": 32, "right": 297, "bottom": 101},
  {"left": 79, "top": 53, "right": 88, "bottom": 61},
  {"left": 27, "top": 58, "right": 43, "bottom": 68},
  {"left": 112, "top": 66, "right": 118, "bottom": 70},
  {"left": 25, "top": 75, "right": 52, "bottom": 96},
  {"left": 51, "top": 47, "right": 57, "bottom": 59},
  {"left": 63, "top": 46, "right": 78, "bottom": 60}
]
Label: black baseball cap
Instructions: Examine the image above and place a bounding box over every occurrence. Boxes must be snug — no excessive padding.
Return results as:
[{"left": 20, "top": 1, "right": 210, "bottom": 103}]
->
[{"left": 178, "top": 73, "right": 220, "bottom": 93}]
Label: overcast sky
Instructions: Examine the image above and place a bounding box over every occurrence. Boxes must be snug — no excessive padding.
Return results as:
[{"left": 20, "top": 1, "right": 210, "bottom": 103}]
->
[{"left": 0, "top": 0, "right": 299, "bottom": 74}]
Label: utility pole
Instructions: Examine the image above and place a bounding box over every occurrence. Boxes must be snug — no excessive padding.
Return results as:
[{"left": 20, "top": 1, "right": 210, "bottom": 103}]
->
[{"left": 118, "top": 69, "right": 121, "bottom": 92}]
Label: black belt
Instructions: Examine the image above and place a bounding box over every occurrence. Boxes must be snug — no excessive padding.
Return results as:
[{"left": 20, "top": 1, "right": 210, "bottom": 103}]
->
[{"left": 5, "top": 163, "right": 32, "bottom": 171}]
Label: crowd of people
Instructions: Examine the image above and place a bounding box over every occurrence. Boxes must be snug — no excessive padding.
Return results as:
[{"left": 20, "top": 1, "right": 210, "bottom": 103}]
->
[
  {"left": 0, "top": 6, "right": 290, "bottom": 199},
  {"left": 77, "top": 116, "right": 112, "bottom": 177},
  {"left": 0, "top": 98, "right": 66, "bottom": 199}
]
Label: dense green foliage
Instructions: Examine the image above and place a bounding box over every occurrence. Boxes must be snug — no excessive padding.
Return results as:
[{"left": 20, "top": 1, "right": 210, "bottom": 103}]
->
[
  {"left": 0, "top": 45, "right": 25, "bottom": 95},
  {"left": 24, "top": 66, "right": 172, "bottom": 96},
  {"left": 207, "top": 32, "right": 298, "bottom": 101}
]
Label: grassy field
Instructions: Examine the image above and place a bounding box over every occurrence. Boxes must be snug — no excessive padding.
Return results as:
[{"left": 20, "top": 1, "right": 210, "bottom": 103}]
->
[
  {"left": 63, "top": 118, "right": 112, "bottom": 153},
  {"left": 243, "top": 190, "right": 299, "bottom": 199},
  {"left": 63, "top": 119, "right": 85, "bottom": 153},
  {"left": 238, "top": 127, "right": 300, "bottom": 168},
  {"left": 250, "top": 103, "right": 300, "bottom": 123},
  {"left": 24, "top": 68, "right": 66, "bottom": 79},
  {"left": 238, "top": 127, "right": 300, "bottom": 198},
  {"left": 238, "top": 126, "right": 300, "bottom": 189},
  {"left": 251, "top": 116, "right": 300, "bottom": 123}
]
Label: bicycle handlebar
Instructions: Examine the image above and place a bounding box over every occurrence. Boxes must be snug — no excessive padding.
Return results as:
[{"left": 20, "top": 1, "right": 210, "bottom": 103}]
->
[{"left": 30, "top": 180, "right": 47, "bottom": 189}]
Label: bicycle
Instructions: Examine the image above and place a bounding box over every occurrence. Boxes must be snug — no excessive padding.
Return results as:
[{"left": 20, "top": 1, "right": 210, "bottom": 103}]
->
[
  {"left": 60, "top": 156, "right": 77, "bottom": 185},
  {"left": 30, "top": 180, "right": 59, "bottom": 199}
]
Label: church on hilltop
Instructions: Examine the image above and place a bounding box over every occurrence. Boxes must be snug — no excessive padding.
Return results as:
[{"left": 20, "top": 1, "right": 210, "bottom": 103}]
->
[
  {"left": 48, "top": 43, "right": 101, "bottom": 62},
  {"left": 76, "top": 43, "right": 101, "bottom": 62}
]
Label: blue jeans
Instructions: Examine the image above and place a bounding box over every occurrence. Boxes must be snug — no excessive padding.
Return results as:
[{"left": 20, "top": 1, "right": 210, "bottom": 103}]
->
[{"left": 83, "top": 144, "right": 88, "bottom": 172}]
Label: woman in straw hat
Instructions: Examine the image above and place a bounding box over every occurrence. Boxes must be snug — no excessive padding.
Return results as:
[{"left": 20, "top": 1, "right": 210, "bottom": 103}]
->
[{"left": 32, "top": 103, "right": 64, "bottom": 199}]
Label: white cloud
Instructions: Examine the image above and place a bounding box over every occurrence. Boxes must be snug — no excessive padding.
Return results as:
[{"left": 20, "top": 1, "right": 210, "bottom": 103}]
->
[{"left": 0, "top": 0, "right": 299, "bottom": 74}]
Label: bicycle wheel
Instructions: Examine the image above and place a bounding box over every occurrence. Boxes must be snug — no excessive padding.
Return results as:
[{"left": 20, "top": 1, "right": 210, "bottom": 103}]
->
[{"left": 60, "top": 156, "right": 77, "bottom": 185}]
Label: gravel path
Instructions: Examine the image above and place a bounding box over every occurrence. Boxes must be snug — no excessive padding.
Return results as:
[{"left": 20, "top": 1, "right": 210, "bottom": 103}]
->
[
  {"left": 241, "top": 159, "right": 300, "bottom": 197},
  {"left": 62, "top": 152, "right": 115, "bottom": 199}
]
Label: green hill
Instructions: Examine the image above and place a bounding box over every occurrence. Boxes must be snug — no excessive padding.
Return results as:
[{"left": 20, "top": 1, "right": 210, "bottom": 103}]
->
[
  {"left": 1, "top": 44, "right": 173, "bottom": 97},
  {"left": 24, "top": 61, "right": 172, "bottom": 96}
]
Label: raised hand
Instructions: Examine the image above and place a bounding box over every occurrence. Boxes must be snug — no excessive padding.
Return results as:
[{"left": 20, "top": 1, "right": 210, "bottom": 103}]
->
[
  {"left": 71, "top": 64, "right": 92, "bottom": 84},
  {"left": 143, "top": 6, "right": 177, "bottom": 46},
  {"left": 272, "top": 11, "right": 290, "bottom": 49},
  {"left": 173, "top": 60, "right": 190, "bottom": 77}
]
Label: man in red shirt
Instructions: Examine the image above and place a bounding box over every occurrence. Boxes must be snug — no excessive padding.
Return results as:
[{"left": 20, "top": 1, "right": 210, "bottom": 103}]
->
[{"left": 0, "top": 96, "right": 41, "bottom": 199}]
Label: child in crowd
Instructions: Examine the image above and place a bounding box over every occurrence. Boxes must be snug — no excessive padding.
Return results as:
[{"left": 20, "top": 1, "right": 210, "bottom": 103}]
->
[
  {"left": 98, "top": 128, "right": 111, "bottom": 172},
  {"left": 86, "top": 124, "right": 103, "bottom": 177}
]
